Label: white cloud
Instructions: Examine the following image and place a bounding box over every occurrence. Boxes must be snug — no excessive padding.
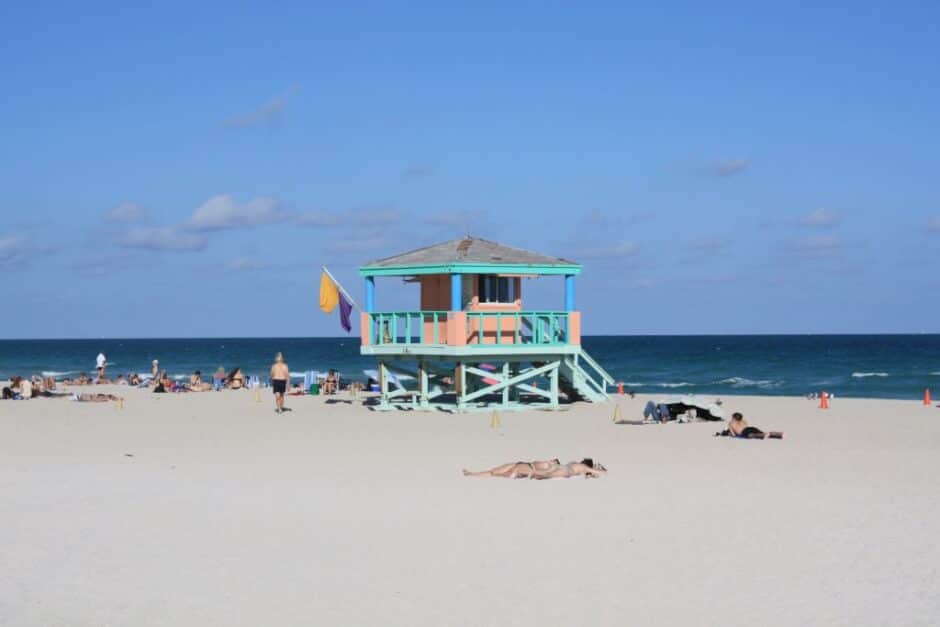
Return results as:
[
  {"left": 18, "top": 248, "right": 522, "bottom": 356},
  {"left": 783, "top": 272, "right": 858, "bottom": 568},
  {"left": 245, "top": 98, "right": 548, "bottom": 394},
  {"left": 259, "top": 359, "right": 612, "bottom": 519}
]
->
[
  {"left": 105, "top": 202, "right": 147, "bottom": 223},
  {"left": 185, "top": 195, "right": 287, "bottom": 231},
  {"left": 119, "top": 227, "right": 207, "bottom": 251},
  {"left": 425, "top": 209, "right": 481, "bottom": 227},
  {"left": 296, "top": 207, "right": 403, "bottom": 229},
  {"left": 687, "top": 236, "right": 730, "bottom": 251},
  {"left": 0, "top": 235, "right": 29, "bottom": 268},
  {"left": 222, "top": 87, "right": 298, "bottom": 129},
  {"left": 402, "top": 164, "right": 434, "bottom": 177},
  {"left": 790, "top": 234, "right": 842, "bottom": 253},
  {"left": 708, "top": 158, "right": 750, "bottom": 177},
  {"left": 580, "top": 209, "right": 654, "bottom": 227},
  {"left": 296, "top": 210, "right": 342, "bottom": 227},
  {"left": 579, "top": 240, "right": 640, "bottom": 259},
  {"left": 354, "top": 208, "right": 403, "bottom": 226},
  {"left": 928, "top": 216, "right": 940, "bottom": 232},
  {"left": 799, "top": 208, "right": 840, "bottom": 227},
  {"left": 226, "top": 258, "right": 265, "bottom": 272}
]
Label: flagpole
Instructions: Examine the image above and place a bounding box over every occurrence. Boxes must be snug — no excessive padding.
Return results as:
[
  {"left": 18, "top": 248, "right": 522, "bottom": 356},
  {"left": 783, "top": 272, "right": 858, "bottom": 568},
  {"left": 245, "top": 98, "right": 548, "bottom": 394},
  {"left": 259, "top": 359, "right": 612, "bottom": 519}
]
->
[{"left": 321, "top": 266, "right": 361, "bottom": 311}]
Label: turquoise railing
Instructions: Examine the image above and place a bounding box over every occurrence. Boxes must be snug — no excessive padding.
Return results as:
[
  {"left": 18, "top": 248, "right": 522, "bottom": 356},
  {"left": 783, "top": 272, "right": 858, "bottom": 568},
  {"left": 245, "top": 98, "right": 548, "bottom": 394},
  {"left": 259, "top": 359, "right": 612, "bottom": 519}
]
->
[
  {"left": 366, "top": 311, "right": 570, "bottom": 347},
  {"left": 467, "top": 311, "right": 569, "bottom": 346},
  {"left": 370, "top": 311, "right": 448, "bottom": 345}
]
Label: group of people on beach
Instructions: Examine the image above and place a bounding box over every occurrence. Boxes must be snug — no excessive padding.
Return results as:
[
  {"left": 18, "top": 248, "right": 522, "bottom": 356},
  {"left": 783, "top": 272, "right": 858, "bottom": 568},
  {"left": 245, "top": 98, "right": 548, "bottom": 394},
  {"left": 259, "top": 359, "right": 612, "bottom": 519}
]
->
[{"left": 2, "top": 375, "right": 60, "bottom": 399}]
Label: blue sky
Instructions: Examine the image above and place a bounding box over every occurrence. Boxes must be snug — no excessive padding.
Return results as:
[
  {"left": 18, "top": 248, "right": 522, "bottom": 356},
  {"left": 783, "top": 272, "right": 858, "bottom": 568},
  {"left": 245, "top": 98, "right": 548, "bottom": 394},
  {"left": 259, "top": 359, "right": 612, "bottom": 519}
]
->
[{"left": 1, "top": 1, "right": 938, "bottom": 338}]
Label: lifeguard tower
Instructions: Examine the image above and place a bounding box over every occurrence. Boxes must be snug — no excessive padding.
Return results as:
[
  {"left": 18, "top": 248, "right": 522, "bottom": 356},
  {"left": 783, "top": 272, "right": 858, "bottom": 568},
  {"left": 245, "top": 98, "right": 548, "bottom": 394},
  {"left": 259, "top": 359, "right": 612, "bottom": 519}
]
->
[{"left": 359, "top": 237, "right": 614, "bottom": 411}]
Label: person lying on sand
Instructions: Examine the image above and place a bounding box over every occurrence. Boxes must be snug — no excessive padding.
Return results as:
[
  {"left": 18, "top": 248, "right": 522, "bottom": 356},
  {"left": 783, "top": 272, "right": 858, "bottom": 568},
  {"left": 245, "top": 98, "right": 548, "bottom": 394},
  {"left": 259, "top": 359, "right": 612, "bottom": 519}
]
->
[
  {"left": 716, "top": 412, "right": 783, "bottom": 439},
  {"left": 70, "top": 393, "right": 122, "bottom": 402},
  {"left": 463, "top": 458, "right": 606, "bottom": 479},
  {"left": 463, "top": 459, "right": 561, "bottom": 479},
  {"left": 531, "top": 458, "right": 607, "bottom": 480}
]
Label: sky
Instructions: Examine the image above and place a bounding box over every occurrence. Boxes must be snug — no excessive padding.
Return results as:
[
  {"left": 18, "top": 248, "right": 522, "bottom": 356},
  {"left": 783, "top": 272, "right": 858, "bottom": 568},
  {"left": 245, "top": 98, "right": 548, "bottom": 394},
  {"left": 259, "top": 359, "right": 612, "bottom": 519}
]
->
[{"left": 1, "top": 1, "right": 938, "bottom": 338}]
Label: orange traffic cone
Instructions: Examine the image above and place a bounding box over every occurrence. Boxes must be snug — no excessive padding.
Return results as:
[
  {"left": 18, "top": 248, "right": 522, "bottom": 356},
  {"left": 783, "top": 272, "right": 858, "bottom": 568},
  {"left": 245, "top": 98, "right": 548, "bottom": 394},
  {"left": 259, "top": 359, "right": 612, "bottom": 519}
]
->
[
  {"left": 819, "top": 391, "right": 829, "bottom": 410},
  {"left": 925, "top": 388, "right": 932, "bottom": 406}
]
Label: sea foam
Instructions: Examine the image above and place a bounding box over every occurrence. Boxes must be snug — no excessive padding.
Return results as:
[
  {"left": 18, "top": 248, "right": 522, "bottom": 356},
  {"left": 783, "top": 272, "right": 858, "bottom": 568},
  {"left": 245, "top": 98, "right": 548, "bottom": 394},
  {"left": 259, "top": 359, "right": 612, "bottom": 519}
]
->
[
  {"left": 717, "top": 377, "right": 781, "bottom": 388},
  {"left": 851, "top": 372, "right": 889, "bottom": 378}
]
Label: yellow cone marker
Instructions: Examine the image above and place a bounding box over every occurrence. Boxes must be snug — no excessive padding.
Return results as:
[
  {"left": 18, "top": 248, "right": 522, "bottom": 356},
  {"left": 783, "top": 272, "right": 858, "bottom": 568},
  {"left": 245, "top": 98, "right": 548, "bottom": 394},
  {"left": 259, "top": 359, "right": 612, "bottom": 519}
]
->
[
  {"left": 612, "top": 404, "right": 622, "bottom": 423},
  {"left": 490, "top": 411, "right": 501, "bottom": 430}
]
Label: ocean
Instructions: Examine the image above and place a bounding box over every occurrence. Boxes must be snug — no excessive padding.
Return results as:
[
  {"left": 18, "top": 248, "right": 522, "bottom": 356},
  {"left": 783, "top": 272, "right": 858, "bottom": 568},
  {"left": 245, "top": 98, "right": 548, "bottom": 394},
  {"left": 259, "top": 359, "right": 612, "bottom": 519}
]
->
[{"left": 1, "top": 335, "right": 937, "bottom": 400}]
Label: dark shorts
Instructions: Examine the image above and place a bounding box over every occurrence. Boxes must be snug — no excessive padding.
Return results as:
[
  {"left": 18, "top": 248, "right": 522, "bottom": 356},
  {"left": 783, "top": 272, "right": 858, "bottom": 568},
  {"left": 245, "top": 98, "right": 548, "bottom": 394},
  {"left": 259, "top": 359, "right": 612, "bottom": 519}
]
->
[{"left": 272, "top": 379, "right": 287, "bottom": 395}]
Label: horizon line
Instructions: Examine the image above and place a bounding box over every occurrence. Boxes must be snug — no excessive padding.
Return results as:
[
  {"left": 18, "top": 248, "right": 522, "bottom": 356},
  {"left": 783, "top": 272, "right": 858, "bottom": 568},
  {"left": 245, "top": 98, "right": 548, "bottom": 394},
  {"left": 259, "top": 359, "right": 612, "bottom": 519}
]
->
[{"left": 1, "top": 332, "right": 939, "bottom": 341}]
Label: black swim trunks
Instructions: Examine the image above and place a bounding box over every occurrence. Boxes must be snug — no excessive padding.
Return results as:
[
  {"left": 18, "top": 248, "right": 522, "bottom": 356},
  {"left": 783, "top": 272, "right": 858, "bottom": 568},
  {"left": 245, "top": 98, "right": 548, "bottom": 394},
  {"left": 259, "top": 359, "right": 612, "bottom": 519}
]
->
[{"left": 272, "top": 379, "right": 287, "bottom": 394}]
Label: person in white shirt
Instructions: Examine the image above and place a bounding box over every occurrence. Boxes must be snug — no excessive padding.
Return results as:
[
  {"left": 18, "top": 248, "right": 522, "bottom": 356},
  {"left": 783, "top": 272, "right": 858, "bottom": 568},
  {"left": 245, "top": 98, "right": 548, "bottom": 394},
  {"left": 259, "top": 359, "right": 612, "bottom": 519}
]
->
[{"left": 96, "top": 353, "right": 107, "bottom": 379}]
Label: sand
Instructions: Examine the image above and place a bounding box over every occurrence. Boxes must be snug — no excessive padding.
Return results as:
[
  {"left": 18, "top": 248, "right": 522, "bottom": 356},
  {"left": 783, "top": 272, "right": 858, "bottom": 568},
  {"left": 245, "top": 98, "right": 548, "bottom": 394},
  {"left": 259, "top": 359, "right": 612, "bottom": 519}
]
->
[{"left": 1, "top": 387, "right": 939, "bottom": 626}]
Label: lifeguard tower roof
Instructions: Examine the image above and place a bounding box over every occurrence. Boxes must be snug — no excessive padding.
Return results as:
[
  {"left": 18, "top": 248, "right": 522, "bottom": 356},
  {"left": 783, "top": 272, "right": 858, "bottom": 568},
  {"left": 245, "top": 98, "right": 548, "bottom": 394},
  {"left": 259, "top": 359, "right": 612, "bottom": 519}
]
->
[{"left": 360, "top": 237, "right": 580, "bottom": 276}]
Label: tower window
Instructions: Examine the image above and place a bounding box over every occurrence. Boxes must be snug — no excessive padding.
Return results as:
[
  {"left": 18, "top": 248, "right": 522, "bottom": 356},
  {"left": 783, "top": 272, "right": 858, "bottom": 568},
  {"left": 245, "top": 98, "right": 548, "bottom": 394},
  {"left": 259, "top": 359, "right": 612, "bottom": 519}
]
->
[{"left": 479, "top": 275, "right": 515, "bottom": 303}]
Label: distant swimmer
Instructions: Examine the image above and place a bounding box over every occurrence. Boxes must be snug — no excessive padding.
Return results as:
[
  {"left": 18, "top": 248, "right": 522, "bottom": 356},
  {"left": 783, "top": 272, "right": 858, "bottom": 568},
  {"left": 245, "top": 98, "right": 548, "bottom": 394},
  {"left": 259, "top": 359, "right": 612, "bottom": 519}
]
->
[{"left": 270, "top": 352, "right": 290, "bottom": 414}]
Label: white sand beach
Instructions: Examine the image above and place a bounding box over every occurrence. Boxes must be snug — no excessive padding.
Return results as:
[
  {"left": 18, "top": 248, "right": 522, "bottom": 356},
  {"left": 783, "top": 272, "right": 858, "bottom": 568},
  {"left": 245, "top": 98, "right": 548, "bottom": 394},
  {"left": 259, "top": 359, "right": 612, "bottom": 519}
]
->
[{"left": 2, "top": 389, "right": 938, "bottom": 626}]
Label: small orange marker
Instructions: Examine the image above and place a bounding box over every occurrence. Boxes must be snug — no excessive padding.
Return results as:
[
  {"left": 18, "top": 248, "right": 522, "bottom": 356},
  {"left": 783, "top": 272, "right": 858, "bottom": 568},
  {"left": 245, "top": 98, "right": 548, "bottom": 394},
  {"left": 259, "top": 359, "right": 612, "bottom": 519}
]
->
[
  {"left": 617, "top": 382, "right": 624, "bottom": 395},
  {"left": 819, "top": 391, "right": 829, "bottom": 410},
  {"left": 925, "top": 388, "right": 932, "bottom": 406}
]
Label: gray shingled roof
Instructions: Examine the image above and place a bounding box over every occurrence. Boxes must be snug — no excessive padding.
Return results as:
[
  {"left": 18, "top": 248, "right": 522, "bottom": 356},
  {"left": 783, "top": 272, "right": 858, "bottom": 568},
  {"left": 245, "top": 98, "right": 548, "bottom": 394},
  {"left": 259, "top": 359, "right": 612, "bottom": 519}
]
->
[{"left": 364, "top": 237, "right": 577, "bottom": 268}]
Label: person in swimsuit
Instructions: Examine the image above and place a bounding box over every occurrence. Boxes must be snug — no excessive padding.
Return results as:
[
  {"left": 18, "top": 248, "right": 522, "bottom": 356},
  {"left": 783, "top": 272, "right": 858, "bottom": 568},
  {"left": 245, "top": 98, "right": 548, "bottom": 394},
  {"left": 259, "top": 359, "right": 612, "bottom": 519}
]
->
[
  {"left": 531, "top": 458, "right": 607, "bottom": 480},
  {"left": 463, "top": 459, "right": 561, "bottom": 479},
  {"left": 270, "top": 352, "right": 290, "bottom": 413},
  {"left": 718, "top": 412, "right": 783, "bottom": 439},
  {"left": 227, "top": 368, "right": 245, "bottom": 389},
  {"left": 71, "top": 393, "right": 122, "bottom": 402}
]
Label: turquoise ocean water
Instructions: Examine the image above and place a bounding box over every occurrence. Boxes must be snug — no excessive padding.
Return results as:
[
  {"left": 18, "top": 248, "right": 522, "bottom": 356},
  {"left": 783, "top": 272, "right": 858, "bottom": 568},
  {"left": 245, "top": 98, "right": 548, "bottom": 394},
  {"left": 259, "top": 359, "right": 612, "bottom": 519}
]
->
[{"left": 1, "top": 335, "right": 937, "bottom": 400}]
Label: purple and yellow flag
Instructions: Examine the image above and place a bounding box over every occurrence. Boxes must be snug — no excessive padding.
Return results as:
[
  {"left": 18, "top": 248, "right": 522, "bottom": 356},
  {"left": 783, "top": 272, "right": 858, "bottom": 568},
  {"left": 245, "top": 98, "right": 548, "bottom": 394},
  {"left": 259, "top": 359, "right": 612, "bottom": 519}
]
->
[
  {"left": 339, "top": 293, "right": 353, "bottom": 333},
  {"left": 320, "top": 270, "right": 353, "bottom": 333},
  {"left": 319, "top": 271, "right": 339, "bottom": 313}
]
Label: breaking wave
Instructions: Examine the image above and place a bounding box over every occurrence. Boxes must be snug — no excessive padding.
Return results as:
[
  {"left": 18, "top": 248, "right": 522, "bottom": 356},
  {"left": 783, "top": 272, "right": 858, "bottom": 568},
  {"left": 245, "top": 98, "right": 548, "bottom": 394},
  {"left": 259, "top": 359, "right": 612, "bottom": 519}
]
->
[
  {"left": 851, "top": 372, "right": 889, "bottom": 378},
  {"left": 41, "top": 370, "right": 80, "bottom": 378},
  {"left": 717, "top": 377, "right": 781, "bottom": 388}
]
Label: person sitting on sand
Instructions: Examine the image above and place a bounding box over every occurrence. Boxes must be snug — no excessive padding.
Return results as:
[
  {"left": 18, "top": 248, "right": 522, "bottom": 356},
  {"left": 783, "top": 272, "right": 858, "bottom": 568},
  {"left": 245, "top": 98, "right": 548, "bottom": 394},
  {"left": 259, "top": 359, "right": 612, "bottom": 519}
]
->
[
  {"left": 642, "top": 400, "right": 670, "bottom": 423},
  {"left": 227, "top": 368, "right": 245, "bottom": 390},
  {"left": 18, "top": 377, "right": 34, "bottom": 399},
  {"left": 187, "top": 370, "right": 211, "bottom": 392},
  {"left": 153, "top": 371, "right": 173, "bottom": 393},
  {"left": 323, "top": 369, "right": 339, "bottom": 395},
  {"left": 129, "top": 373, "right": 141, "bottom": 386},
  {"left": 716, "top": 412, "right": 783, "bottom": 439},
  {"left": 7, "top": 377, "right": 25, "bottom": 399},
  {"left": 213, "top": 367, "right": 226, "bottom": 391}
]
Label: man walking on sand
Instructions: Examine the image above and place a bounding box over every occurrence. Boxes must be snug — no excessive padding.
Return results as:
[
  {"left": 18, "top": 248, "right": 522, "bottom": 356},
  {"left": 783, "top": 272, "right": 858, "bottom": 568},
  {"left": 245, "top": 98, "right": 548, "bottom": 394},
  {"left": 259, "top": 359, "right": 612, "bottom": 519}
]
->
[{"left": 270, "top": 352, "right": 290, "bottom": 413}]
